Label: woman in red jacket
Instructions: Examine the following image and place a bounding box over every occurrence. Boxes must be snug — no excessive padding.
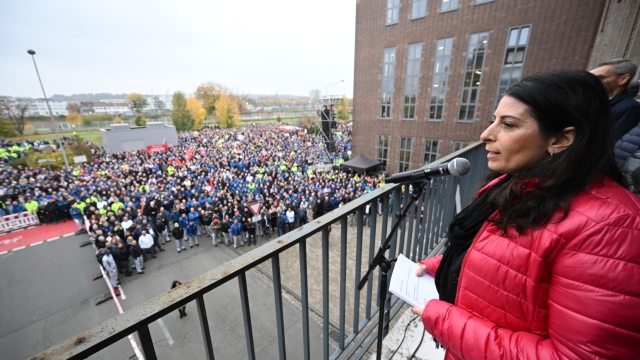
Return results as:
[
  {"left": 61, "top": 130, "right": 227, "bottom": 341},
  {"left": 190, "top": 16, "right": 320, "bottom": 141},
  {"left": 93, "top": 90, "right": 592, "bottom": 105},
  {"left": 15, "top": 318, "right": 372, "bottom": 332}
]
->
[{"left": 412, "top": 70, "right": 640, "bottom": 359}]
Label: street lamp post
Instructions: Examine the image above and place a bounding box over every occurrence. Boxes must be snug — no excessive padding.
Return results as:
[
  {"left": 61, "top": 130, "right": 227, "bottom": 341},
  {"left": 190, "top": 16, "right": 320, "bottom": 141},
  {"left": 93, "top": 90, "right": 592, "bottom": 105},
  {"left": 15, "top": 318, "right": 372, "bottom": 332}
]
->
[
  {"left": 27, "top": 49, "right": 70, "bottom": 170},
  {"left": 325, "top": 79, "right": 344, "bottom": 97}
]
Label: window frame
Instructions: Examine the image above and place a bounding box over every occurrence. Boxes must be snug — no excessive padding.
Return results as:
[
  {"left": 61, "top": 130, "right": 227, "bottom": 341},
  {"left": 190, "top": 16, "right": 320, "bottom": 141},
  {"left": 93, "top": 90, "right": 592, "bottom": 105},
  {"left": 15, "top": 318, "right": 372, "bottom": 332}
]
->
[
  {"left": 475, "top": 0, "right": 495, "bottom": 4},
  {"left": 440, "top": 0, "right": 459, "bottom": 13},
  {"left": 428, "top": 37, "right": 454, "bottom": 122},
  {"left": 380, "top": 47, "right": 397, "bottom": 120},
  {"left": 377, "top": 134, "right": 390, "bottom": 168},
  {"left": 403, "top": 43, "right": 423, "bottom": 120},
  {"left": 386, "top": 0, "right": 400, "bottom": 25},
  {"left": 412, "top": 0, "right": 427, "bottom": 19},
  {"left": 423, "top": 138, "right": 440, "bottom": 165},
  {"left": 495, "top": 25, "right": 532, "bottom": 107},
  {"left": 458, "top": 31, "right": 490, "bottom": 123},
  {"left": 398, "top": 137, "right": 414, "bottom": 173},
  {"left": 452, "top": 140, "right": 470, "bottom": 153}
]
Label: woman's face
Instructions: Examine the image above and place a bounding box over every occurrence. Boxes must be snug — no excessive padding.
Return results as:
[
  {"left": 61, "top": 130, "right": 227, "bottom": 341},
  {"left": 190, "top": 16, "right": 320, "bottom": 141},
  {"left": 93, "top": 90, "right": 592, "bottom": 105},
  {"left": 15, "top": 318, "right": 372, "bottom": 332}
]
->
[{"left": 480, "top": 96, "right": 552, "bottom": 175}]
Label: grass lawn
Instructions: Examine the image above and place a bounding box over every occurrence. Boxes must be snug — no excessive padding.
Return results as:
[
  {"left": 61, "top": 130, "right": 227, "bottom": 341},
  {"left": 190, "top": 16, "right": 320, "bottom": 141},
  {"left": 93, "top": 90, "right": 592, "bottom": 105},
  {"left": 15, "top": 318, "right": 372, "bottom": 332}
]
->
[{"left": 7, "top": 131, "right": 103, "bottom": 146}]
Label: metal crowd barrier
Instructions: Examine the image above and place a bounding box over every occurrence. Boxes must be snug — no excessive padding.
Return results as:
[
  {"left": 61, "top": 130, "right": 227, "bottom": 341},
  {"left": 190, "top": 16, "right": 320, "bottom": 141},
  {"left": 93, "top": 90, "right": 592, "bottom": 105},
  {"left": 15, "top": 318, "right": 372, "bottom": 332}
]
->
[
  {"left": 32, "top": 142, "right": 488, "bottom": 360},
  {"left": 0, "top": 210, "right": 39, "bottom": 233}
]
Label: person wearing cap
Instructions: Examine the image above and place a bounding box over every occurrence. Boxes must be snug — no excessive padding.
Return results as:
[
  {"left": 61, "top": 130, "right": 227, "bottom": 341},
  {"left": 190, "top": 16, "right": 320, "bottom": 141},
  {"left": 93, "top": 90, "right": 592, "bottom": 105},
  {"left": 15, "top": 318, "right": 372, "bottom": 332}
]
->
[
  {"left": 171, "top": 222, "right": 186, "bottom": 253},
  {"left": 101, "top": 248, "right": 119, "bottom": 289}
]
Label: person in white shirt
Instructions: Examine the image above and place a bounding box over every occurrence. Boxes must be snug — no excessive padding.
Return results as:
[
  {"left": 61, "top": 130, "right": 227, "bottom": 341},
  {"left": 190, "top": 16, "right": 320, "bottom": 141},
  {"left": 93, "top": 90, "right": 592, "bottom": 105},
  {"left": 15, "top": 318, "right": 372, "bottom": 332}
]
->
[
  {"left": 101, "top": 249, "right": 119, "bottom": 289},
  {"left": 286, "top": 208, "right": 295, "bottom": 232},
  {"left": 122, "top": 217, "right": 133, "bottom": 231},
  {"left": 138, "top": 230, "right": 156, "bottom": 260}
]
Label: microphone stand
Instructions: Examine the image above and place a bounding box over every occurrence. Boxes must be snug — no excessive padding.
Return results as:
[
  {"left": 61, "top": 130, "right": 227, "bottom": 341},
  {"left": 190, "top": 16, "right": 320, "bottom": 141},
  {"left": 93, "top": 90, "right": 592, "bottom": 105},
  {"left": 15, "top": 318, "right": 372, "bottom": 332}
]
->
[{"left": 358, "top": 182, "right": 427, "bottom": 360}]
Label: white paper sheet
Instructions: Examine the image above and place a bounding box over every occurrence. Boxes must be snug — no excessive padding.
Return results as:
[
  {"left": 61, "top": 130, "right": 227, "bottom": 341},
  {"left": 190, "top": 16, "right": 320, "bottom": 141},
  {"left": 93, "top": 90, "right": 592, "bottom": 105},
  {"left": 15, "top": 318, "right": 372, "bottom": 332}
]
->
[{"left": 389, "top": 254, "right": 439, "bottom": 308}]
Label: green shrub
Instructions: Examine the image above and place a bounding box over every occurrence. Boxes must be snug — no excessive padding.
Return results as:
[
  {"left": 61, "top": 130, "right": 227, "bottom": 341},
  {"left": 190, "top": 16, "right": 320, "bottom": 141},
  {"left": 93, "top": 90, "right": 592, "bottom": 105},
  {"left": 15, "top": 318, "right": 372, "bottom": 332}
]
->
[{"left": 134, "top": 115, "right": 147, "bottom": 126}]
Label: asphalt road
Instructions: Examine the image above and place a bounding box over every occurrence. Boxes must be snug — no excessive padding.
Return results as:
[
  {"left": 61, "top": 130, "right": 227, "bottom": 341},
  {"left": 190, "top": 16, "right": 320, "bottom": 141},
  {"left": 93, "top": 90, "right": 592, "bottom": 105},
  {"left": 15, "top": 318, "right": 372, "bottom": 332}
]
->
[{"left": 0, "top": 233, "right": 329, "bottom": 360}]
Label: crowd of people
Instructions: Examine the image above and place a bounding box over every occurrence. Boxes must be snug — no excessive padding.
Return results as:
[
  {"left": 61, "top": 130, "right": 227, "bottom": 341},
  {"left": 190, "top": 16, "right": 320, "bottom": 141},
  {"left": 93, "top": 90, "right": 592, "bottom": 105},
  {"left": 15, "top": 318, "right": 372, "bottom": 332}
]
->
[{"left": 0, "top": 121, "right": 391, "bottom": 286}]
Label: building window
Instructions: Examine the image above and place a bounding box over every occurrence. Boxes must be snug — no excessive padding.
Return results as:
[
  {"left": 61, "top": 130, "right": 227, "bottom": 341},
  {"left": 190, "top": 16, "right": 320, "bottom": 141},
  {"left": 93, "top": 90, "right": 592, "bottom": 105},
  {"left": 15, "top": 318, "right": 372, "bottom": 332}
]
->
[
  {"left": 399, "top": 137, "right": 413, "bottom": 172},
  {"left": 496, "top": 25, "right": 531, "bottom": 106},
  {"left": 378, "top": 135, "right": 390, "bottom": 168},
  {"left": 459, "top": 32, "right": 489, "bottom": 122},
  {"left": 412, "top": 0, "right": 427, "bottom": 19},
  {"left": 386, "top": 0, "right": 400, "bottom": 25},
  {"left": 453, "top": 141, "right": 470, "bottom": 152},
  {"left": 441, "top": 0, "right": 458, "bottom": 12},
  {"left": 423, "top": 139, "right": 440, "bottom": 165},
  {"left": 381, "top": 47, "right": 396, "bottom": 119},
  {"left": 475, "top": 0, "right": 494, "bottom": 3},
  {"left": 429, "top": 37, "right": 453, "bottom": 121},
  {"left": 403, "top": 43, "right": 423, "bottom": 120}
]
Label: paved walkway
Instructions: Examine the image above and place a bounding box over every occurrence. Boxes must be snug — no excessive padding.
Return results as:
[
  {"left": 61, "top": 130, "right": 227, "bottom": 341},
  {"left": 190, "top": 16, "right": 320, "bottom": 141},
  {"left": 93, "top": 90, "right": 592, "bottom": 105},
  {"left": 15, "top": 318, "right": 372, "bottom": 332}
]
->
[
  {"left": 0, "top": 231, "right": 330, "bottom": 360},
  {"left": 233, "top": 214, "right": 424, "bottom": 339}
]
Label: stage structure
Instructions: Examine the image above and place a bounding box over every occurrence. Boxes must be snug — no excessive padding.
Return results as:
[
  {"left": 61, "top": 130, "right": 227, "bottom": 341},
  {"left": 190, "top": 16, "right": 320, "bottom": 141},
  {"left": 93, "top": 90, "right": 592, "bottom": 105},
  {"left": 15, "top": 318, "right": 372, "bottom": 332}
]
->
[{"left": 317, "top": 96, "right": 341, "bottom": 153}]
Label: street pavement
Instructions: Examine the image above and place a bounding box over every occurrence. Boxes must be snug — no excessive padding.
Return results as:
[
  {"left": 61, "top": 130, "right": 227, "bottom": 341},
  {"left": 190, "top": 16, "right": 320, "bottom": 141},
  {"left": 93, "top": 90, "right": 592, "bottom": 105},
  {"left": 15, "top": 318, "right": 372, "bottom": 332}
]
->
[{"left": 0, "top": 231, "right": 330, "bottom": 360}]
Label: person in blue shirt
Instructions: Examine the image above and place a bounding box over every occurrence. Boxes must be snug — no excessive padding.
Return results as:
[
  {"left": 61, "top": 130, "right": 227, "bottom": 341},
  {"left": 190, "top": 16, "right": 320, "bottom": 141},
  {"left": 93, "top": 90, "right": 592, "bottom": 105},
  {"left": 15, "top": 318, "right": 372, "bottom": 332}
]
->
[
  {"left": 185, "top": 221, "right": 199, "bottom": 248},
  {"left": 178, "top": 213, "right": 189, "bottom": 229},
  {"left": 188, "top": 207, "right": 201, "bottom": 234},
  {"left": 230, "top": 219, "right": 244, "bottom": 248}
]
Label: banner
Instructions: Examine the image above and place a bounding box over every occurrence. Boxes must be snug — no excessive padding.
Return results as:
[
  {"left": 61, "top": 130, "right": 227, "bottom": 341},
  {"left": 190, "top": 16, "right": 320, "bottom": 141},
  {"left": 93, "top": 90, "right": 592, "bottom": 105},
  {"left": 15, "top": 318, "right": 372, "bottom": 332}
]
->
[{"left": 146, "top": 144, "right": 169, "bottom": 152}]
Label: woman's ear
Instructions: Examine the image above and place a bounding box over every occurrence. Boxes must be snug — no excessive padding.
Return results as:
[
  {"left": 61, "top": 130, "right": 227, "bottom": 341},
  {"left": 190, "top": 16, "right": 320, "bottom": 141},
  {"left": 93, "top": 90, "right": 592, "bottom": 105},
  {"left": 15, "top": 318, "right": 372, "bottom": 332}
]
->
[{"left": 549, "top": 126, "right": 575, "bottom": 154}]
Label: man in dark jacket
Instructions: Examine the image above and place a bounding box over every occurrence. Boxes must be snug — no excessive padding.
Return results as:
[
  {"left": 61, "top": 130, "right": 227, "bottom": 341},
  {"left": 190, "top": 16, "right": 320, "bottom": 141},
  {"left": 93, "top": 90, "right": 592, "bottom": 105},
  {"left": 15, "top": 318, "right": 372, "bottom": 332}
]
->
[
  {"left": 116, "top": 242, "right": 131, "bottom": 276},
  {"left": 128, "top": 239, "right": 144, "bottom": 274},
  {"left": 171, "top": 222, "right": 186, "bottom": 253},
  {"left": 592, "top": 59, "right": 640, "bottom": 193}
]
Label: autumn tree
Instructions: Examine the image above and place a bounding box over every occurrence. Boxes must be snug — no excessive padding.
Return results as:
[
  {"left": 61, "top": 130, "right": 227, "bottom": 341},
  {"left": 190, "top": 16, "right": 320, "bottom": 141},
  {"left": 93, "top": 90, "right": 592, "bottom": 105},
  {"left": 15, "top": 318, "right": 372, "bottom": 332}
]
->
[
  {"left": 196, "top": 82, "right": 228, "bottom": 116},
  {"left": 171, "top": 91, "right": 194, "bottom": 131},
  {"left": 66, "top": 110, "right": 83, "bottom": 125},
  {"left": 0, "top": 99, "right": 29, "bottom": 135},
  {"left": 337, "top": 95, "right": 350, "bottom": 120},
  {"left": 187, "top": 97, "right": 206, "bottom": 129},
  {"left": 127, "top": 93, "right": 148, "bottom": 114},
  {"left": 215, "top": 93, "right": 240, "bottom": 128}
]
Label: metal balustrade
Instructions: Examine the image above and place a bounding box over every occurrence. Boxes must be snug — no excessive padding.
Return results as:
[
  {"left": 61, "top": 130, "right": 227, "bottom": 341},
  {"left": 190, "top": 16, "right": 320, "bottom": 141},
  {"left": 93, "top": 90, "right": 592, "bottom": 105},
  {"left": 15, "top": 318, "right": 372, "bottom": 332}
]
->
[{"left": 32, "top": 142, "right": 488, "bottom": 360}]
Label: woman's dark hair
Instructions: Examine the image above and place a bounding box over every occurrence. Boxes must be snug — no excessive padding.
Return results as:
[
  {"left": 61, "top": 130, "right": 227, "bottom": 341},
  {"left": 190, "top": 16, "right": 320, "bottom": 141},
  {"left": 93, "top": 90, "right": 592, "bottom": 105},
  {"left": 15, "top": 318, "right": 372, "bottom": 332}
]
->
[
  {"left": 488, "top": 70, "right": 625, "bottom": 233},
  {"left": 171, "top": 280, "right": 182, "bottom": 288}
]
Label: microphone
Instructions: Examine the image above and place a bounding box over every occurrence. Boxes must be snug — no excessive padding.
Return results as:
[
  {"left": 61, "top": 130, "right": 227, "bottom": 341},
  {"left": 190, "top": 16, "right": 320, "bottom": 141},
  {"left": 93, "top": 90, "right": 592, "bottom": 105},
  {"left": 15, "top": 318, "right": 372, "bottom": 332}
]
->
[{"left": 385, "top": 158, "right": 471, "bottom": 184}]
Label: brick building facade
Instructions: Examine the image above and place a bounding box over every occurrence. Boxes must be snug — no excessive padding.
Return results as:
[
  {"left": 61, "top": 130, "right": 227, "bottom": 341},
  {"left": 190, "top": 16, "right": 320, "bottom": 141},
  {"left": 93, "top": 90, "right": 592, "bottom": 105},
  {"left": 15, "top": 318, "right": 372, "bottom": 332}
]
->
[{"left": 352, "top": 0, "right": 621, "bottom": 174}]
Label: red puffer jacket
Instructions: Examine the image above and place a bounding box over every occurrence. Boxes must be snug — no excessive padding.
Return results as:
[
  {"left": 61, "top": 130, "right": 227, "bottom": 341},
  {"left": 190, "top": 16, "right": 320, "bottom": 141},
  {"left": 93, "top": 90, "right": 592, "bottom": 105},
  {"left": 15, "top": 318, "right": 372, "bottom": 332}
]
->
[{"left": 419, "top": 176, "right": 640, "bottom": 359}]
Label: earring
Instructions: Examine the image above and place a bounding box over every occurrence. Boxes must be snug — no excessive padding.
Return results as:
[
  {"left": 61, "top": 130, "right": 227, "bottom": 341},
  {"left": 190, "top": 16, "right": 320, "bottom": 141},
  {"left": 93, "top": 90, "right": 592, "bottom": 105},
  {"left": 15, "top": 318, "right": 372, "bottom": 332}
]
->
[{"left": 550, "top": 149, "right": 555, "bottom": 159}]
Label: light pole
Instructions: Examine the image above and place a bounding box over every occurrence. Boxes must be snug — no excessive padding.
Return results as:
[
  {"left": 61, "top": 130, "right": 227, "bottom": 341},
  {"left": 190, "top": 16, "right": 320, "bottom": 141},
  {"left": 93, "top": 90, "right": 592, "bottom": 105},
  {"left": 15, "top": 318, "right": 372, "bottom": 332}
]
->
[
  {"left": 27, "top": 49, "right": 70, "bottom": 170},
  {"left": 325, "top": 79, "right": 344, "bottom": 97}
]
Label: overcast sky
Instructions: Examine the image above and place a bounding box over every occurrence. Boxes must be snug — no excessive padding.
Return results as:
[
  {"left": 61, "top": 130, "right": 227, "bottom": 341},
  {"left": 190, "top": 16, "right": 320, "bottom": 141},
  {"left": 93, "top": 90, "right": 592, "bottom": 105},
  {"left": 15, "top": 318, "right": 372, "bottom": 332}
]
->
[{"left": 0, "top": 0, "right": 356, "bottom": 99}]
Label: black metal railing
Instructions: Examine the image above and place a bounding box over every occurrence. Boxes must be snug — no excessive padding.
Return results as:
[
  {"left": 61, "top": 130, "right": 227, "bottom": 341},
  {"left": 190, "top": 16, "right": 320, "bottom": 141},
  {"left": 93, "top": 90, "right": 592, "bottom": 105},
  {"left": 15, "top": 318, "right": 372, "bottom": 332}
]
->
[{"left": 32, "top": 142, "right": 488, "bottom": 360}]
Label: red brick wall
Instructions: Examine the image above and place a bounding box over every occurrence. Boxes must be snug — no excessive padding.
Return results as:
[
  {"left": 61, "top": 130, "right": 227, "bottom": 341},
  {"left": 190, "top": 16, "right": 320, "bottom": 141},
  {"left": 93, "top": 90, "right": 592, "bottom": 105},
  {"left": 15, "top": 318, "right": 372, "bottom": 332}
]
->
[{"left": 353, "top": 0, "right": 606, "bottom": 174}]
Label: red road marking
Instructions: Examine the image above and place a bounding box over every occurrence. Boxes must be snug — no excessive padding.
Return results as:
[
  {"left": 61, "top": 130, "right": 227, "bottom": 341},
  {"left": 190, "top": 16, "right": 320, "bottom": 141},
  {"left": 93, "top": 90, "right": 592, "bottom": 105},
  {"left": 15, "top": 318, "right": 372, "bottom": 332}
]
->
[{"left": 0, "top": 220, "right": 80, "bottom": 253}]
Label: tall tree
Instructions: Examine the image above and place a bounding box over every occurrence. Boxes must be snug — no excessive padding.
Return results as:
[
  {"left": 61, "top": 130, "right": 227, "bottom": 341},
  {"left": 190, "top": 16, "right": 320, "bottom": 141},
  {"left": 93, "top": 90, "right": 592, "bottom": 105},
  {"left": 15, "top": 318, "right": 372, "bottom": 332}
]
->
[
  {"left": 337, "top": 95, "right": 350, "bottom": 120},
  {"left": 66, "top": 110, "right": 83, "bottom": 125},
  {"left": 215, "top": 93, "right": 240, "bottom": 128},
  {"left": 0, "top": 99, "right": 29, "bottom": 135},
  {"left": 171, "top": 92, "right": 194, "bottom": 131},
  {"left": 126, "top": 93, "right": 148, "bottom": 114},
  {"left": 195, "top": 82, "right": 228, "bottom": 116},
  {"left": 187, "top": 97, "right": 206, "bottom": 129}
]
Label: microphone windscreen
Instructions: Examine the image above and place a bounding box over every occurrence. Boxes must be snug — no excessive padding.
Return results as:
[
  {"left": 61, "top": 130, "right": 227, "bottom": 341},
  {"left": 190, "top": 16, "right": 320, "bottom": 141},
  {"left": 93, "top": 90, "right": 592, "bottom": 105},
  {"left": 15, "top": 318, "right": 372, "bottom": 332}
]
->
[{"left": 448, "top": 158, "right": 471, "bottom": 177}]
